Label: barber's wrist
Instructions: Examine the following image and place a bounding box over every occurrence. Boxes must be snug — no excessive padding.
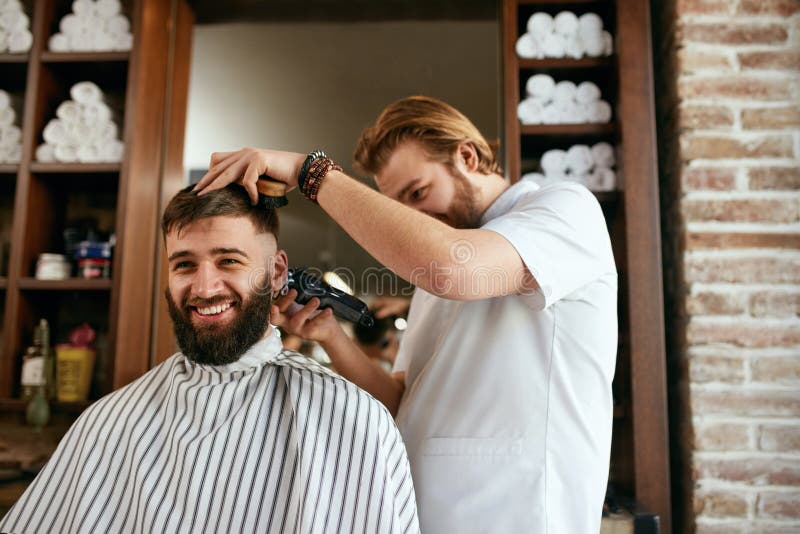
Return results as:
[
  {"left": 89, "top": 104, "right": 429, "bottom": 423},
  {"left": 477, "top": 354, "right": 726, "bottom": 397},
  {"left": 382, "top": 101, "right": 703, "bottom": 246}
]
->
[{"left": 299, "top": 150, "right": 342, "bottom": 203}]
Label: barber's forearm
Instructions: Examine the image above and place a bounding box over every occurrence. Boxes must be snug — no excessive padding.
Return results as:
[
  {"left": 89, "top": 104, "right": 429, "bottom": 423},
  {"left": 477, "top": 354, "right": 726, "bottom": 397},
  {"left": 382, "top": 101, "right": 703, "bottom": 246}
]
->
[
  {"left": 316, "top": 170, "right": 461, "bottom": 291},
  {"left": 320, "top": 328, "right": 404, "bottom": 416}
]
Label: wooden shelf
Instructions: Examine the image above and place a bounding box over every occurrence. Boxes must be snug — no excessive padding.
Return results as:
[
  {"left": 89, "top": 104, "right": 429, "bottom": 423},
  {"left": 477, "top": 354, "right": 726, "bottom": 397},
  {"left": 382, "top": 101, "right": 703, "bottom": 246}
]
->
[
  {"left": 0, "top": 398, "right": 92, "bottom": 414},
  {"left": 0, "top": 54, "right": 28, "bottom": 63},
  {"left": 18, "top": 278, "right": 112, "bottom": 291},
  {"left": 518, "top": 57, "right": 614, "bottom": 69},
  {"left": 0, "top": 278, "right": 6, "bottom": 289},
  {"left": 40, "top": 51, "right": 130, "bottom": 63},
  {"left": 518, "top": 0, "right": 608, "bottom": 4},
  {"left": 521, "top": 123, "right": 616, "bottom": 135},
  {"left": 29, "top": 162, "right": 121, "bottom": 173},
  {"left": 0, "top": 164, "right": 19, "bottom": 174}
]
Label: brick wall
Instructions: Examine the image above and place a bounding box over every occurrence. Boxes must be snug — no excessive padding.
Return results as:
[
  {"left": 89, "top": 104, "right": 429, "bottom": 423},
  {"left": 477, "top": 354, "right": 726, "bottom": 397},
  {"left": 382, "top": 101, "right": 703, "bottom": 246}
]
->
[{"left": 654, "top": 0, "right": 800, "bottom": 532}]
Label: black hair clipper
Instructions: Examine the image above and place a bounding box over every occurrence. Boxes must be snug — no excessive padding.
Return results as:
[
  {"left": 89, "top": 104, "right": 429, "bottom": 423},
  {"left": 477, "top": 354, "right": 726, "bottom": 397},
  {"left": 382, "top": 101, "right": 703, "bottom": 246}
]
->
[{"left": 283, "top": 268, "right": 374, "bottom": 327}]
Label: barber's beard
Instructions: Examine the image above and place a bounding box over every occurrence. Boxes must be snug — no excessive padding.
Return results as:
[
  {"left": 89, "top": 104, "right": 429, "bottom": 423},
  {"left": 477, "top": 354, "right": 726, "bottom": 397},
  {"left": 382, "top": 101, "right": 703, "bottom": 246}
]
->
[
  {"left": 446, "top": 166, "right": 483, "bottom": 229},
  {"left": 165, "top": 279, "right": 272, "bottom": 366}
]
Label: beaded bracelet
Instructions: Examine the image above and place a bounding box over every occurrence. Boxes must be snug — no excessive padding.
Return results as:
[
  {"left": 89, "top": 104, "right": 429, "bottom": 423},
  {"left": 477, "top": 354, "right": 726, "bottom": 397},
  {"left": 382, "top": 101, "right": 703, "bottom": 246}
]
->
[
  {"left": 297, "top": 149, "right": 326, "bottom": 193},
  {"left": 302, "top": 156, "right": 342, "bottom": 203}
]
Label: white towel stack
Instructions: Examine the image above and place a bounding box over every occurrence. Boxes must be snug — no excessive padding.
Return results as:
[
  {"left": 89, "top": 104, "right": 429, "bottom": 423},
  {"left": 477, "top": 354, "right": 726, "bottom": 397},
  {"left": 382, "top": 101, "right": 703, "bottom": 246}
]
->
[
  {"left": 517, "top": 74, "right": 612, "bottom": 124},
  {"left": 0, "top": 89, "right": 21, "bottom": 163},
  {"left": 48, "top": 0, "right": 132, "bottom": 52},
  {"left": 37, "top": 81, "right": 124, "bottom": 163},
  {"left": 522, "top": 142, "right": 617, "bottom": 192},
  {"left": 516, "top": 11, "right": 613, "bottom": 59},
  {"left": 0, "top": 0, "right": 33, "bottom": 53}
]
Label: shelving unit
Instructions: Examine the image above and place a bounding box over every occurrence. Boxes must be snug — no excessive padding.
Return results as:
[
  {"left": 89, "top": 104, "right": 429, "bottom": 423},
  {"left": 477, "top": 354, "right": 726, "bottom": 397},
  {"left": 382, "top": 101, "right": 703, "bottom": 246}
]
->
[
  {"left": 0, "top": 0, "right": 192, "bottom": 410},
  {"left": 503, "top": 0, "right": 670, "bottom": 531}
]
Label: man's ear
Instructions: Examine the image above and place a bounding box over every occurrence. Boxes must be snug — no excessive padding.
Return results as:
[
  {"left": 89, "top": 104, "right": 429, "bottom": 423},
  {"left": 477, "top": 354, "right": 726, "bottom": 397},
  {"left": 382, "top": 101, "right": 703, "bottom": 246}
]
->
[
  {"left": 269, "top": 249, "right": 289, "bottom": 293},
  {"left": 457, "top": 142, "right": 479, "bottom": 172}
]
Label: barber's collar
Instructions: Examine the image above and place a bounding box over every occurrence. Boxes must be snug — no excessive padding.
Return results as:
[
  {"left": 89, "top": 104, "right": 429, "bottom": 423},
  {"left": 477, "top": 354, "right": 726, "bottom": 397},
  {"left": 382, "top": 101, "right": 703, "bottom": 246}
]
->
[{"left": 187, "top": 327, "right": 284, "bottom": 374}]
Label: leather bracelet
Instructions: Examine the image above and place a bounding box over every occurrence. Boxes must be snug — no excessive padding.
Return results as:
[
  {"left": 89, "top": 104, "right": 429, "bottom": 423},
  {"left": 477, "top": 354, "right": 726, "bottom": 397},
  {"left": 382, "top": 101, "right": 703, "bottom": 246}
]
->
[
  {"left": 298, "top": 149, "right": 326, "bottom": 193},
  {"left": 302, "top": 157, "right": 341, "bottom": 203}
]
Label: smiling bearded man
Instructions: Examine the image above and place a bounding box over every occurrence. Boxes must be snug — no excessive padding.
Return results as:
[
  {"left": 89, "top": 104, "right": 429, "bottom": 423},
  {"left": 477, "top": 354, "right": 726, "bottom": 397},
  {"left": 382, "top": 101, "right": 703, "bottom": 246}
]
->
[{"left": 0, "top": 185, "right": 419, "bottom": 534}]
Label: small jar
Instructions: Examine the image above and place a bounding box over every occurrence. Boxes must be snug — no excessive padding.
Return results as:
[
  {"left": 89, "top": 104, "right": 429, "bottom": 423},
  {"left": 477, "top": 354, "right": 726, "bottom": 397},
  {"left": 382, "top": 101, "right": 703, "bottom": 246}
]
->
[
  {"left": 35, "top": 253, "right": 71, "bottom": 280},
  {"left": 78, "top": 258, "right": 111, "bottom": 279}
]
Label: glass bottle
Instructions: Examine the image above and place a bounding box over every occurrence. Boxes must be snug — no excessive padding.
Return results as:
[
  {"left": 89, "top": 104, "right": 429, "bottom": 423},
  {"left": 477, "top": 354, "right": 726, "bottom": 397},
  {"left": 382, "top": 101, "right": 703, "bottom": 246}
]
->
[{"left": 20, "top": 322, "right": 45, "bottom": 401}]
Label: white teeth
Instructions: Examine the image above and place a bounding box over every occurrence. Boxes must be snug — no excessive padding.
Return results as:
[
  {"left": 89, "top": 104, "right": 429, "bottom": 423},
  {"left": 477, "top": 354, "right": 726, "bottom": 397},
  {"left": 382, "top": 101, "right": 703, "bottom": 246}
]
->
[{"left": 197, "top": 303, "right": 232, "bottom": 316}]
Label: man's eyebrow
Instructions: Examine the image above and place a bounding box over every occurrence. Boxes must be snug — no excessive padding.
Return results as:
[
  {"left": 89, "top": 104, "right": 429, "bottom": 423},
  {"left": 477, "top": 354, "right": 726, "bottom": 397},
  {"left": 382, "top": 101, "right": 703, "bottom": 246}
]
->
[
  {"left": 212, "top": 247, "right": 250, "bottom": 259},
  {"left": 168, "top": 250, "right": 192, "bottom": 262},
  {"left": 397, "top": 178, "right": 422, "bottom": 201}
]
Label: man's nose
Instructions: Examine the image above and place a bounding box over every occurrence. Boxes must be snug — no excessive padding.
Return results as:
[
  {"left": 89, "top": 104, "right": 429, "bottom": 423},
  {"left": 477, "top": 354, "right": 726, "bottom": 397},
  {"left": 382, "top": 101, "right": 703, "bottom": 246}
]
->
[{"left": 192, "top": 262, "right": 224, "bottom": 298}]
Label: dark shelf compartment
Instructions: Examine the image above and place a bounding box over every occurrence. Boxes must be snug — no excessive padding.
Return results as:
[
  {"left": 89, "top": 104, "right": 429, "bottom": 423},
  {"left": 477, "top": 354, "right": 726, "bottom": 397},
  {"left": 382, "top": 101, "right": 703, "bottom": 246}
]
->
[
  {"left": 594, "top": 191, "right": 620, "bottom": 203},
  {"left": 518, "top": 57, "right": 614, "bottom": 69},
  {"left": 0, "top": 54, "right": 28, "bottom": 63},
  {"left": 18, "top": 278, "right": 112, "bottom": 291},
  {"left": 29, "top": 162, "right": 121, "bottom": 173},
  {"left": 521, "top": 123, "right": 616, "bottom": 135},
  {"left": 40, "top": 51, "right": 130, "bottom": 63},
  {"left": 519, "top": 0, "right": 608, "bottom": 4},
  {"left": 0, "top": 277, "right": 6, "bottom": 289}
]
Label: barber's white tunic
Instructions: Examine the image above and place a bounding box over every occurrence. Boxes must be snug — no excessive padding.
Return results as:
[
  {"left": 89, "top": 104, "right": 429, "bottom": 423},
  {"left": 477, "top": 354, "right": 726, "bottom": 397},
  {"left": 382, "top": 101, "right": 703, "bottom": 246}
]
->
[
  {"left": 1, "top": 330, "right": 419, "bottom": 534},
  {"left": 393, "top": 181, "right": 617, "bottom": 533}
]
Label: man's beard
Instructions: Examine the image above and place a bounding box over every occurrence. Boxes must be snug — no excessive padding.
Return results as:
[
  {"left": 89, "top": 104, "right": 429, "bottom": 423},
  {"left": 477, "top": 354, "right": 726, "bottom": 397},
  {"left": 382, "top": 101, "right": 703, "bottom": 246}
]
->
[
  {"left": 165, "top": 279, "right": 272, "bottom": 366},
  {"left": 446, "top": 166, "right": 483, "bottom": 229}
]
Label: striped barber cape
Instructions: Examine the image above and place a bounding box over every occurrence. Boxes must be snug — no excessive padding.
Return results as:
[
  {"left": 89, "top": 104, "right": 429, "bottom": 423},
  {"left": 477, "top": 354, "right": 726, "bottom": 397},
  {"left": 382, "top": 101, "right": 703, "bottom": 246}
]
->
[{"left": 0, "top": 329, "right": 419, "bottom": 534}]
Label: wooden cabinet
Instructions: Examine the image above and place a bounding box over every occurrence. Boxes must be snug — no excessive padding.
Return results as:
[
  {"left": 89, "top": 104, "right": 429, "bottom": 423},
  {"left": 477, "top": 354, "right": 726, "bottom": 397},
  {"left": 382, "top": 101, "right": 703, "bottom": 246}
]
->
[
  {"left": 0, "top": 0, "right": 191, "bottom": 410},
  {"left": 502, "top": 0, "right": 671, "bottom": 530}
]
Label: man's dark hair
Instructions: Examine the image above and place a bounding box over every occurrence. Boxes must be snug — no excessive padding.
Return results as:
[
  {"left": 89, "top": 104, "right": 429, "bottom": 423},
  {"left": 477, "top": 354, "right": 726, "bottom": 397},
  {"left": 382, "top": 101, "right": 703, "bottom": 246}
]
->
[{"left": 161, "top": 184, "right": 279, "bottom": 238}]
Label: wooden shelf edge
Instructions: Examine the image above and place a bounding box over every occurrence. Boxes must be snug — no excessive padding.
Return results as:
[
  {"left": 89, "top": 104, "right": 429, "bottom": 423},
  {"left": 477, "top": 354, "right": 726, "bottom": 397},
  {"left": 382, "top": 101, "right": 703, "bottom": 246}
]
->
[
  {"left": 40, "top": 51, "right": 130, "bottom": 63},
  {"left": 0, "top": 53, "right": 28, "bottom": 63},
  {"left": 0, "top": 398, "right": 91, "bottom": 414},
  {"left": 0, "top": 277, "right": 6, "bottom": 289},
  {"left": 518, "top": 0, "right": 609, "bottom": 4},
  {"left": 518, "top": 57, "right": 614, "bottom": 69},
  {"left": 0, "top": 164, "right": 19, "bottom": 174},
  {"left": 18, "top": 278, "right": 112, "bottom": 291},
  {"left": 520, "top": 123, "right": 617, "bottom": 135},
  {"left": 29, "top": 162, "right": 121, "bottom": 173}
]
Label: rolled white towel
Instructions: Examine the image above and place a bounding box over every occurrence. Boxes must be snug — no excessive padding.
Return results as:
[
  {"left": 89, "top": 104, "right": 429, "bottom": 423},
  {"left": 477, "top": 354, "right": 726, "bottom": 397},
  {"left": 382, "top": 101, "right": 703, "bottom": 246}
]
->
[
  {"left": 48, "top": 32, "right": 69, "bottom": 51},
  {"left": 591, "top": 142, "right": 615, "bottom": 168},
  {"left": 0, "top": 9, "right": 28, "bottom": 32},
  {"left": 70, "top": 81, "right": 103, "bottom": 105},
  {"left": 566, "top": 145, "right": 593, "bottom": 175},
  {"left": 580, "top": 27, "right": 605, "bottom": 57},
  {"left": 552, "top": 80, "right": 577, "bottom": 103},
  {"left": 540, "top": 103, "right": 561, "bottom": 124},
  {"left": 68, "top": 32, "right": 94, "bottom": 52},
  {"left": 8, "top": 29, "right": 32, "bottom": 52},
  {"left": 113, "top": 32, "right": 132, "bottom": 51},
  {"left": 92, "top": 30, "right": 116, "bottom": 51},
  {"left": 525, "top": 74, "right": 555, "bottom": 100},
  {"left": 96, "top": 0, "right": 122, "bottom": 18},
  {"left": 81, "top": 101, "right": 113, "bottom": 124},
  {"left": 575, "top": 81, "right": 601, "bottom": 104},
  {"left": 106, "top": 14, "right": 130, "bottom": 34},
  {"left": 567, "top": 172, "right": 591, "bottom": 187},
  {"left": 77, "top": 143, "right": 101, "bottom": 163},
  {"left": 554, "top": 101, "right": 582, "bottom": 124},
  {"left": 586, "top": 100, "right": 612, "bottom": 123},
  {"left": 517, "top": 98, "right": 544, "bottom": 125},
  {"left": 586, "top": 168, "right": 616, "bottom": 191},
  {"left": 527, "top": 12, "right": 553, "bottom": 40},
  {"left": 0, "top": 89, "right": 9, "bottom": 109},
  {"left": 0, "top": 107, "right": 14, "bottom": 127},
  {"left": 564, "top": 34, "right": 584, "bottom": 59},
  {"left": 71, "top": 0, "right": 95, "bottom": 17},
  {"left": 88, "top": 120, "right": 118, "bottom": 142},
  {"left": 98, "top": 139, "right": 124, "bottom": 162},
  {"left": 0, "top": 125, "right": 22, "bottom": 146},
  {"left": 603, "top": 31, "right": 614, "bottom": 56},
  {"left": 553, "top": 11, "right": 578, "bottom": 37},
  {"left": 35, "top": 143, "right": 57, "bottom": 163},
  {"left": 66, "top": 121, "right": 93, "bottom": 144},
  {"left": 56, "top": 100, "right": 81, "bottom": 122},
  {"left": 541, "top": 149, "right": 567, "bottom": 174},
  {"left": 578, "top": 13, "right": 604, "bottom": 34},
  {"left": 43, "top": 119, "right": 67, "bottom": 144},
  {"left": 542, "top": 33, "right": 566, "bottom": 58},
  {"left": 54, "top": 144, "right": 79, "bottom": 163},
  {"left": 59, "top": 13, "right": 82, "bottom": 35},
  {"left": 515, "top": 33, "right": 539, "bottom": 59},
  {"left": 1, "top": 143, "right": 21, "bottom": 163},
  {"left": 0, "top": 27, "right": 6, "bottom": 53}
]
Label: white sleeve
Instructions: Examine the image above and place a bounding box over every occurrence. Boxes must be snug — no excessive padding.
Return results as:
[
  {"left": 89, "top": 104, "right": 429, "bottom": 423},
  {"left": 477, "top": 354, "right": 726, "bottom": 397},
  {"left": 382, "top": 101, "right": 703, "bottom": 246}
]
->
[{"left": 482, "top": 182, "right": 616, "bottom": 310}]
